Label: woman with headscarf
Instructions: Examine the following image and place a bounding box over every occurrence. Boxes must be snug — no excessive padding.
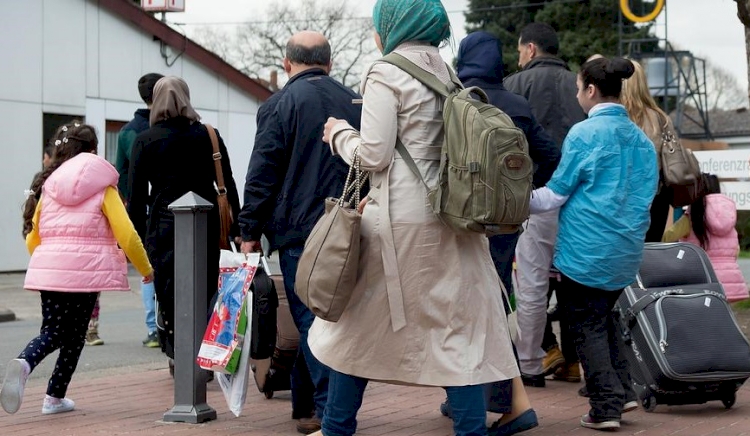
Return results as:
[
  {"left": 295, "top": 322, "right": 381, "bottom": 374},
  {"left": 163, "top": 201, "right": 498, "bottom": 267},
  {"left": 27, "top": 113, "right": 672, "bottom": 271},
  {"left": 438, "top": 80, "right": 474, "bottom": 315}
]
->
[
  {"left": 127, "top": 76, "right": 241, "bottom": 366},
  {"left": 309, "top": 1, "right": 519, "bottom": 435}
]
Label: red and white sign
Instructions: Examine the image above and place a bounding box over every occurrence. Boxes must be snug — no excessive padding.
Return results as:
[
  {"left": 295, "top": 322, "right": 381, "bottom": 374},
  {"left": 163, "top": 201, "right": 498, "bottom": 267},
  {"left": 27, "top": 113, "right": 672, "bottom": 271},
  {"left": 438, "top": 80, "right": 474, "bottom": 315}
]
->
[{"left": 141, "top": 0, "right": 185, "bottom": 12}]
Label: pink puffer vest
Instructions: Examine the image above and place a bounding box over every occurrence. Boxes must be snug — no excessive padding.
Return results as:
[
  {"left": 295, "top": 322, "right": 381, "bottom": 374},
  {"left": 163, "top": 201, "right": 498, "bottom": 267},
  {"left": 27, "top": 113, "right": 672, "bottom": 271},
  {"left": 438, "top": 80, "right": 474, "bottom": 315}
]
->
[
  {"left": 683, "top": 194, "right": 749, "bottom": 302},
  {"left": 24, "top": 153, "right": 130, "bottom": 292}
]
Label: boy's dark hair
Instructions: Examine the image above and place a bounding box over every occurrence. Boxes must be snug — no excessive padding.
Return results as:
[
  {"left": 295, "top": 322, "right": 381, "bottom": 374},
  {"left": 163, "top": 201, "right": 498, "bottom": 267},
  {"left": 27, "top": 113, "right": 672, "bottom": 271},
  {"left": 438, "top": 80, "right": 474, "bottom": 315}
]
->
[
  {"left": 23, "top": 121, "right": 98, "bottom": 237},
  {"left": 138, "top": 73, "right": 164, "bottom": 105},
  {"left": 519, "top": 23, "right": 559, "bottom": 56},
  {"left": 579, "top": 57, "right": 635, "bottom": 98},
  {"left": 285, "top": 41, "right": 331, "bottom": 66}
]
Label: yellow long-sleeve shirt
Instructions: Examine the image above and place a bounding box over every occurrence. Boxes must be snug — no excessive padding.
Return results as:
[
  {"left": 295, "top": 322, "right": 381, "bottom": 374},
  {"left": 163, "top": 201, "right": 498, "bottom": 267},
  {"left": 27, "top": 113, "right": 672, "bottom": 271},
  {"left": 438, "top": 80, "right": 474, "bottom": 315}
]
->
[
  {"left": 26, "top": 186, "right": 153, "bottom": 277},
  {"left": 661, "top": 214, "right": 691, "bottom": 243}
]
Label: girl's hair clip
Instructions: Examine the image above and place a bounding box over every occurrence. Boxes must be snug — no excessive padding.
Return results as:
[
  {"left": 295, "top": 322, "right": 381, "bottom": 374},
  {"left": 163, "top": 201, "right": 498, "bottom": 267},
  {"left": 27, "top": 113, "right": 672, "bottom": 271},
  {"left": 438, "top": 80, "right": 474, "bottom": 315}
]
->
[
  {"left": 62, "top": 137, "right": 69, "bottom": 144},
  {"left": 54, "top": 139, "right": 62, "bottom": 146},
  {"left": 74, "top": 123, "right": 81, "bottom": 127},
  {"left": 61, "top": 126, "right": 68, "bottom": 132},
  {"left": 24, "top": 189, "right": 35, "bottom": 199}
]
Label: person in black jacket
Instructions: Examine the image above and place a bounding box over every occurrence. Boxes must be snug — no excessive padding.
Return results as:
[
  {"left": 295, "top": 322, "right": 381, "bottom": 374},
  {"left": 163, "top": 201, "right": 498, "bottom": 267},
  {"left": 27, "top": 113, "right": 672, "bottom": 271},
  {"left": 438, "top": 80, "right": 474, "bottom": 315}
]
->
[
  {"left": 127, "top": 76, "right": 241, "bottom": 368},
  {"left": 503, "top": 23, "right": 587, "bottom": 389},
  {"left": 238, "top": 31, "right": 362, "bottom": 435}
]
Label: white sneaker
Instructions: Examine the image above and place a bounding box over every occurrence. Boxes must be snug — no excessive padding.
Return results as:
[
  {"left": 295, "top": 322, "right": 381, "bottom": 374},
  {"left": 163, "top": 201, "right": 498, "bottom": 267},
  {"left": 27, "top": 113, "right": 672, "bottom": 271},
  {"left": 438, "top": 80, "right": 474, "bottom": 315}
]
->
[
  {"left": 1, "top": 359, "right": 30, "bottom": 414},
  {"left": 623, "top": 400, "right": 639, "bottom": 413},
  {"left": 42, "top": 397, "right": 75, "bottom": 415}
]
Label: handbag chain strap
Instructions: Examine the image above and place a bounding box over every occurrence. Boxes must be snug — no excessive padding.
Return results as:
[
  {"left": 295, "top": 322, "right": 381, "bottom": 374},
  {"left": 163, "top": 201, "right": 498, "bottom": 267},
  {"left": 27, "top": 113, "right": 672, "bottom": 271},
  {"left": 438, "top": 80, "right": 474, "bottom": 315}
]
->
[{"left": 339, "top": 145, "right": 364, "bottom": 208}]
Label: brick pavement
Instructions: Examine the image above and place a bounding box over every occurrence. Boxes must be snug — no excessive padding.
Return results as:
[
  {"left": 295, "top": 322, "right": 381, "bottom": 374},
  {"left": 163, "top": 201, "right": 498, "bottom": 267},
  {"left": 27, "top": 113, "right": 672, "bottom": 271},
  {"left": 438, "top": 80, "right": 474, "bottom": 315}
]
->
[{"left": 0, "top": 363, "right": 748, "bottom": 436}]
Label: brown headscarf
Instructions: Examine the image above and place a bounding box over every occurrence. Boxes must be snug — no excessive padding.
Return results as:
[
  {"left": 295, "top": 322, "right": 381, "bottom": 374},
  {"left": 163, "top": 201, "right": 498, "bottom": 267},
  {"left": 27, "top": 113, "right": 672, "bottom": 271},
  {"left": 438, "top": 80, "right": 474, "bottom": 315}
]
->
[{"left": 149, "top": 76, "right": 201, "bottom": 126}]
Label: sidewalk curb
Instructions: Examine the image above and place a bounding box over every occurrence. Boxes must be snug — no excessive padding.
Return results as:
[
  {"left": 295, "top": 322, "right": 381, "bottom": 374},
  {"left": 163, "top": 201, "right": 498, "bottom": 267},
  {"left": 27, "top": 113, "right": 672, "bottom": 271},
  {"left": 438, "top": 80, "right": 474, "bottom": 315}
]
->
[{"left": 0, "top": 307, "right": 17, "bottom": 323}]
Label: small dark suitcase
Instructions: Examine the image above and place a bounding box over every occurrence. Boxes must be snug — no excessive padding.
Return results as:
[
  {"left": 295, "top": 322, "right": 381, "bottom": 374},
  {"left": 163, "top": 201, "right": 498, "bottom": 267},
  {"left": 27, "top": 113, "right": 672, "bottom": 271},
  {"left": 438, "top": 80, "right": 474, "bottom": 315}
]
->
[
  {"left": 635, "top": 242, "right": 718, "bottom": 288},
  {"left": 616, "top": 243, "right": 750, "bottom": 412},
  {"left": 249, "top": 259, "right": 278, "bottom": 361}
]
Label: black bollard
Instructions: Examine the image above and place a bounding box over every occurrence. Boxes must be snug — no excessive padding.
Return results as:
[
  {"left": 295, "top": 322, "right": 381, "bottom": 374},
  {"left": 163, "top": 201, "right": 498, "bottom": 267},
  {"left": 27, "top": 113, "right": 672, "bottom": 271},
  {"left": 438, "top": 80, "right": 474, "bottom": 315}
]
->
[{"left": 163, "top": 192, "right": 217, "bottom": 423}]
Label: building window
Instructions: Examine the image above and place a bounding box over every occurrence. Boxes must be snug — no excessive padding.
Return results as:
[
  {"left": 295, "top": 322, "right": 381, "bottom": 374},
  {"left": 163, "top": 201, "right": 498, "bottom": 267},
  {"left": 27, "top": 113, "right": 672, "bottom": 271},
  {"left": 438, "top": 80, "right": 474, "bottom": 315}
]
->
[{"left": 105, "top": 121, "right": 127, "bottom": 165}]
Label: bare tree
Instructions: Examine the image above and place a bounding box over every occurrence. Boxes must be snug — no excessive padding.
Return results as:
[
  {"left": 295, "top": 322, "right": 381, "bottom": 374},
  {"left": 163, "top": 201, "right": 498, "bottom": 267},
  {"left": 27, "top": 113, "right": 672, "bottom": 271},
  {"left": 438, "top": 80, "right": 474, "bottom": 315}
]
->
[
  {"left": 193, "top": 0, "right": 378, "bottom": 89},
  {"left": 734, "top": 0, "right": 750, "bottom": 102},
  {"left": 706, "top": 61, "right": 748, "bottom": 110}
]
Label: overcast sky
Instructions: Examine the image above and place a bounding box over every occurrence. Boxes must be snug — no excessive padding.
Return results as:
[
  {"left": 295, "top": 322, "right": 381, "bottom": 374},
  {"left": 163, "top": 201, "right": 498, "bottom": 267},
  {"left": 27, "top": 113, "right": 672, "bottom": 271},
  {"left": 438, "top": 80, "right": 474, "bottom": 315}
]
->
[{"left": 164, "top": 0, "right": 748, "bottom": 95}]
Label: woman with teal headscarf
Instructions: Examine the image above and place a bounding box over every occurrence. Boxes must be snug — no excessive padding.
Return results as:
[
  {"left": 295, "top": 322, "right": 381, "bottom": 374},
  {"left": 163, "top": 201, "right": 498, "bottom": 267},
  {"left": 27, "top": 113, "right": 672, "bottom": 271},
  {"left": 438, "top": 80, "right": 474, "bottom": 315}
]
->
[{"left": 308, "top": 1, "right": 521, "bottom": 435}]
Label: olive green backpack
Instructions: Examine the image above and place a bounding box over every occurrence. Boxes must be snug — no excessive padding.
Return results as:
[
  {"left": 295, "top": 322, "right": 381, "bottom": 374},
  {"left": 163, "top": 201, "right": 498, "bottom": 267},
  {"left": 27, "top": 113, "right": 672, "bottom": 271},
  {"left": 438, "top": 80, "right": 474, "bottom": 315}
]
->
[{"left": 383, "top": 53, "right": 533, "bottom": 235}]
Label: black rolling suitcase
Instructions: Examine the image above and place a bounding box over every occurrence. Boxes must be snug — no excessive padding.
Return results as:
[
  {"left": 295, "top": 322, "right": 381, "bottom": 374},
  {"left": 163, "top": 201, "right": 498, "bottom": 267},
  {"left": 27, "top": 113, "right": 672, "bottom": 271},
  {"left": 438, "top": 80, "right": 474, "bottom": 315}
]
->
[
  {"left": 249, "top": 257, "right": 278, "bottom": 361},
  {"left": 249, "top": 255, "right": 298, "bottom": 399},
  {"left": 616, "top": 242, "right": 750, "bottom": 412}
]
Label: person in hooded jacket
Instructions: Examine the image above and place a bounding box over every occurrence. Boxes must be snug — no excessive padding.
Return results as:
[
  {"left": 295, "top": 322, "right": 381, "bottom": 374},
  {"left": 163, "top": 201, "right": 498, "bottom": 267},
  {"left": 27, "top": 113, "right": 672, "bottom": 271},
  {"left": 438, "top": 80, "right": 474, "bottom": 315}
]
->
[
  {"left": 456, "top": 30, "right": 560, "bottom": 300},
  {"left": 429, "top": 30, "right": 560, "bottom": 435},
  {"left": 662, "top": 174, "right": 748, "bottom": 302}
]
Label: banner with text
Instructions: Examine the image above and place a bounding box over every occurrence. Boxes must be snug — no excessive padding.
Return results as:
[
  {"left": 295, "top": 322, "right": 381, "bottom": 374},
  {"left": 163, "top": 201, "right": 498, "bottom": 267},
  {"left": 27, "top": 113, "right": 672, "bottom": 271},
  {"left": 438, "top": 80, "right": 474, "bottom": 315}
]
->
[{"left": 693, "top": 149, "right": 750, "bottom": 179}]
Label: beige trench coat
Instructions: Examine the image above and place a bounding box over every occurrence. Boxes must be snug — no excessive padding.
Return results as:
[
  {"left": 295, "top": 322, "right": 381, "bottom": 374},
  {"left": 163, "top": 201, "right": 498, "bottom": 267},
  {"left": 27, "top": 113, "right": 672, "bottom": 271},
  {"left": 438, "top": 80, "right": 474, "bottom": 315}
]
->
[{"left": 307, "top": 44, "right": 519, "bottom": 387}]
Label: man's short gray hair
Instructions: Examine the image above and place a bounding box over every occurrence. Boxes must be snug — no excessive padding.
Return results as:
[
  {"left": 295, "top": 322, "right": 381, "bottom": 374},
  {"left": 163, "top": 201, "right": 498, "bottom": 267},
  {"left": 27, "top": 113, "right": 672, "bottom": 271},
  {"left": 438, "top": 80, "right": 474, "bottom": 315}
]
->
[{"left": 285, "top": 41, "right": 332, "bottom": 66}]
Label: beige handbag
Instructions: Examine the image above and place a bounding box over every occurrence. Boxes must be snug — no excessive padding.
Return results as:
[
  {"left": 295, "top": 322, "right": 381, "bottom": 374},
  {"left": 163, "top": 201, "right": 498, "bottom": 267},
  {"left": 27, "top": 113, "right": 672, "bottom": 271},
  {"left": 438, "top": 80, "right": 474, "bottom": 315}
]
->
[
  {"left": 660, "top": 117, "right": 701, "bottom": 188},
  {"left": 295, "top": 147, "right": 364, "bottom": 322}
]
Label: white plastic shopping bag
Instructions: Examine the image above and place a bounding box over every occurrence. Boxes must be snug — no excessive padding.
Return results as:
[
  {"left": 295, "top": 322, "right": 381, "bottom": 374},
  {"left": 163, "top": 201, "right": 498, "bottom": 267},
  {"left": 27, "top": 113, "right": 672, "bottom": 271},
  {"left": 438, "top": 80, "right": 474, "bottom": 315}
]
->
[{"left": 217, "top": 295, "right": 253, "bottom": 417}]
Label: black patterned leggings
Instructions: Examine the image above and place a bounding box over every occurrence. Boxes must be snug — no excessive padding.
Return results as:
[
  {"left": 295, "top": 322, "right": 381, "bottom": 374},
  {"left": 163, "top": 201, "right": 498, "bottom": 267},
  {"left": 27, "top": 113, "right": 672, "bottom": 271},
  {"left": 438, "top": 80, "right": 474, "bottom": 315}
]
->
[{"left": 19, "top": 291, "right": 98, "bottom": 398}]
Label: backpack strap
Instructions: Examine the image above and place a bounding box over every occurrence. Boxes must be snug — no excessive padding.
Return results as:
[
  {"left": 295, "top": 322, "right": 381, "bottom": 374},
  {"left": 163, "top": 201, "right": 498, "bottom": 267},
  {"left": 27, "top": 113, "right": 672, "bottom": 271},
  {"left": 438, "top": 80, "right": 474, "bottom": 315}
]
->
[
  {"left": 394, "top": 140, "right": 431, "bottom": 193},
  {"left": 382, "top": 53, "right": 460, "bottom": 97}
]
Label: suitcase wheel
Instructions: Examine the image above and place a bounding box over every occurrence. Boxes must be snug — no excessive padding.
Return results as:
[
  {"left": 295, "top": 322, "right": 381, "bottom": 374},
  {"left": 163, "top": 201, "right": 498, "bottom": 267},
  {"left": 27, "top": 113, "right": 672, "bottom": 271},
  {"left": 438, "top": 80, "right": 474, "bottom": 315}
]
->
[
  {"left": 264, "top": 391, "right": 274, "bottom": 399},
  {"left": 721, "top": 392, "right": 736, "bottom": 409},
  {"left": 641, "top": 392, "right": 657, "bottom": 413}
]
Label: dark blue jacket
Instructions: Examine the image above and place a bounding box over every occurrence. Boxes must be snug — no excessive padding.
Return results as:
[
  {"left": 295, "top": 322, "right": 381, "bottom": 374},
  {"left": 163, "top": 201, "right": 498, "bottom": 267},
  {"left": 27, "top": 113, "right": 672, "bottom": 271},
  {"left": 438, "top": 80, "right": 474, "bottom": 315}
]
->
[
  {"left": 115, "top": 108, "right": 150, "bottom": 198},
  {"left": 457, "top": 31, "right": 561, "bottom": 188},
  {"left": 238, "top": 69, "right": 362, "bottom": 252}
]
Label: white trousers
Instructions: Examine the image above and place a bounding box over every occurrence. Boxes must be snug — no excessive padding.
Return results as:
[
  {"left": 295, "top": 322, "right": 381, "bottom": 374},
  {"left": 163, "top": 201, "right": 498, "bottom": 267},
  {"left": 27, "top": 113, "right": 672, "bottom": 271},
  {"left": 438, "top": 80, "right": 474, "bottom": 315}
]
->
[{"left": 514, "top": 209, "right": 559, "bottom": 375}]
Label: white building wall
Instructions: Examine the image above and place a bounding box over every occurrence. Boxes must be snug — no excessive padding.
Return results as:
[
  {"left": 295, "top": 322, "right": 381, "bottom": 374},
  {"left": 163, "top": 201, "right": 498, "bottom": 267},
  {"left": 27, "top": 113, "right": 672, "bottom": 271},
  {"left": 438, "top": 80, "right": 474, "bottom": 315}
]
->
[{"left": 0, "top": 0, "right": 262, "bottom": 272}]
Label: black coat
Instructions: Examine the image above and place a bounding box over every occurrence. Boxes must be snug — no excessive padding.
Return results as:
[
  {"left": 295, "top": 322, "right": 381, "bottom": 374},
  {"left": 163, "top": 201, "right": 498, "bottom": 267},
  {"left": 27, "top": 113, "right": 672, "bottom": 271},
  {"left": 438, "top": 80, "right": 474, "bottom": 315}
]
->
[
  {"left": 456, "top": 32, "right": 561, "bottom": 188},
  {"left": 238, "top": 68, "right": 362, "bottom": 252},
  {"left": 503, "top": 56, "right": 587, "bottom": 149},
  {"left": 127, "top": 118, "right": 241, "bottom": 358}
]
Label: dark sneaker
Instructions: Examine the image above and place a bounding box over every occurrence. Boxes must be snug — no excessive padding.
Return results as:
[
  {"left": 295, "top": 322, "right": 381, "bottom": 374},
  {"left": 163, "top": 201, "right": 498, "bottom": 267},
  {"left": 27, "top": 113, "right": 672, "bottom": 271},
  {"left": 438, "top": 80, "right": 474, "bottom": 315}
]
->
[
  {"left": 521, "top": 373, "right": 546, "bottom": 388},
  {"left": 580, "top": 414, "right": 620, "bottom": 430},
  {"left": 296, "top": 416, "right": 321, "bottom": 434},
  {"left": 142, "top": 331, "right": 159, "bottom": 348}
]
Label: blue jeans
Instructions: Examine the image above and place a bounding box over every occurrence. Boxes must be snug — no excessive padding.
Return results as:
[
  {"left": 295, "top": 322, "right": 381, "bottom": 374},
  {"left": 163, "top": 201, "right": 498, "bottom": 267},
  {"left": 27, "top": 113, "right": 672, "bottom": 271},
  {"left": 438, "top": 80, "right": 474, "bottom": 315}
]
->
[
  {"left": 322, "top": 370, "right": 487, "bottom": 436},
  {"left": 141, "top": 281, "right": 156, "bottom": 334},
  {"left": 488, "top": 232, "right": 520, "bottom": 295},
  {"left": 279, "top": 245, "right": 330, "bottom": 419}
]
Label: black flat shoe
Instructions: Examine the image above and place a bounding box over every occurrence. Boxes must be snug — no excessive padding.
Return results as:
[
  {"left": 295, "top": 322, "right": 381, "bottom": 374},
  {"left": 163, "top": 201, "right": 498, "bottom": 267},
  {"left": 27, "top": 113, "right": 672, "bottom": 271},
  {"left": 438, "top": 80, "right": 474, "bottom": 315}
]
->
[
  {"left": 521, "top": 373, "right": 546, "bottom": 388},
  {"left": 489, "top": 409, "right": 539, "bottom": 436}
]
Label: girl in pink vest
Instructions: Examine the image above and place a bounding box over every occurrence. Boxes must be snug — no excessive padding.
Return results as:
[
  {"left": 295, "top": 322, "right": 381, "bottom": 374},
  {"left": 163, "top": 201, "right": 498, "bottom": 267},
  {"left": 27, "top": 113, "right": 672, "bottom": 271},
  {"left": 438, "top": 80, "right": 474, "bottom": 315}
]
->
[
  {"left": 0, "top": 122, "right": 153, "bottom": 416},
  {"left": 662, "top": 174, "right": 749, "bottom": 302}
]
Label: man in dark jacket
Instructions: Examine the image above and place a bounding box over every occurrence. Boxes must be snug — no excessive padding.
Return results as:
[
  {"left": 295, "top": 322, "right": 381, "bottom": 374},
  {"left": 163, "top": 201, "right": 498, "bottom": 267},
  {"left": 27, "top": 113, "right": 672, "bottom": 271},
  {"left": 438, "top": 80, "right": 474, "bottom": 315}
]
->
[
  {"left": 115, "top": 72, "right": 163, "bottom": 349},
  {"left": 238, "top": 31, "right": 361, "bottom": 434},
  {"left": 504, "top": 23, "right": 586, "bottom": 388}
]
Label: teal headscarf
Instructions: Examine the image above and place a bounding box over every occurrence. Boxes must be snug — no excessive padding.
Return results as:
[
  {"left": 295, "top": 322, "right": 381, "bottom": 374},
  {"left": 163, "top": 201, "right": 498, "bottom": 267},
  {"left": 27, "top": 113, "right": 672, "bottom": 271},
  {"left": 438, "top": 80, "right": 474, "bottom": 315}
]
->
[{"left": 373, "top": 0, "right": 451, "bottom": 55}]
